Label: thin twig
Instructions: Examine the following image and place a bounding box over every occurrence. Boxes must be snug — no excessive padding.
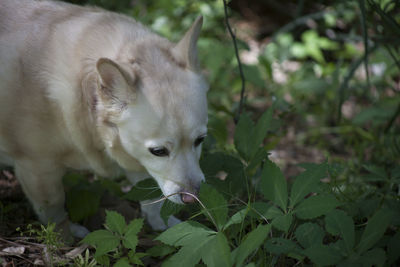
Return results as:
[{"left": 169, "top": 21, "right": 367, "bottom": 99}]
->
[{"left": 222, "top": 0, "right": 246, "bottom": 124}]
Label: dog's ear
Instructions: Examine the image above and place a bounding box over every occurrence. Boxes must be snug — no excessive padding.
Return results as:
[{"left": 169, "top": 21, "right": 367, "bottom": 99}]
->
[
  {"left": 173, "top": 15, "right": 203, "bottom": 71},
  {"left": 96, "top": 58, "right": 136, "bottom": 103}
]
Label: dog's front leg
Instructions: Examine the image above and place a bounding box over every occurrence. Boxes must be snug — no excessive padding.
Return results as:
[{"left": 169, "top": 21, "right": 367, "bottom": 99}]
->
[
  {"left": 126, "top": 172, "right": 181, "bottom": 230},
  {"left": 14, "top": 159, "right": 88, "bottom": 240}
]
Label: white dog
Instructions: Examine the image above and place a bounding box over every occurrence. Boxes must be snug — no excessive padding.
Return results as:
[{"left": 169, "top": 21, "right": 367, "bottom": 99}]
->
[{"left": 0, "top": 0, "right": 208, "bottom": 237}]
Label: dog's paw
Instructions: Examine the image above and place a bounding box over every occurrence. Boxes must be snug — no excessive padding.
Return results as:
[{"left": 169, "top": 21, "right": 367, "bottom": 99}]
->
[{"left": 69, "top": 223, "right": 90, "bottom": 238}]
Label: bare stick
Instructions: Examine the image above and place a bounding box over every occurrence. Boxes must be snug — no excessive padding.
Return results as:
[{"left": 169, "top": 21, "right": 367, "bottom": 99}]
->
[{"left": 223, "top": 0, "right": 246, "bottom": 124}]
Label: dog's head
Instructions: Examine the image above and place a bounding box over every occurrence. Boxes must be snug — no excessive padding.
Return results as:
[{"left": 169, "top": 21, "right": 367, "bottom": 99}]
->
[{"left": 94, "top": 17, "right": 207, "bottom": 204}]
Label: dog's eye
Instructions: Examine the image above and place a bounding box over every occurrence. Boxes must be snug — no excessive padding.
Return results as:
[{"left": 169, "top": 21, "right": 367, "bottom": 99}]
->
[
  {"left": 149, "top": 147, "right": 169, "bottom": 157},
  {"left": 194, "top": 136, "right": 205, "bottom": 147}
]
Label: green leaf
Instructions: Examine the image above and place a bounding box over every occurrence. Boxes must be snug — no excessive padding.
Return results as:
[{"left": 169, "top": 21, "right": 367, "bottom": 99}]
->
[
  {"left": 63, "top": 173, "right": 87, "bottom": 187},
  {"left": 129, "top": 252, "right": 146, "bottom": 266},
  {"left": 363, "top": 164, "right": 387, "bottom": 179},
  {"left": 199, "top": 183, "right": 228, "bottom": 230},
  {"left": 147, "top": 244, "right": 176, "bottom": 258},
  {"left": 161, "top": 200, "right": 183, "bottom": 225},
  {"left": 202, "top": 232, "right": 231, "bottom": 267},
  {"left": 360, "top": 248, "right": 386, "bottom": 267},
  {"left": 156, "top": 221, "right": 214, "bottom": 246},
  {"left": 100, "top": 179, "right": 123, "bottom": 197},
  {"left": 156, "top": 221, "right": 216, "bottom": 267},
  {"left": 294, "top": 194, "right": 340, "bottom": 219},
  {"left": 200, "top": 152, "right": 246, "bottom": 197},
  {"left": 325, "top": 209, "right": 355, "bottom": 253},
  {"left": 123, "top": 178, "right": 162, "bottom": 201},
  {"left": 291, "top": 43, "right": 307, "bottom": 58},
  {"left": 161, "top": 234, "right": 215, "bottom": 267},
  {"left": 357, "top": 209, "right": 393, "bottom": 254},
  {"left": 208, "top": 114, "right": 228, "bottom": 145},
  {"left": 66, "top": 187, "right": 101, "bottom": 222},
  {"left": 105, "top": 210, "right": 126, "bottom": 235},
  {"left": 304, "top": 245, "right": 342, "bottom": 266},
  {"left": 234, "top": 109, "right": 275, "bottom": 162},
  {"left": 81, "top": 230, "right": 120, "bottom": 258},
  {"left": 388, "top": 232, "right": 400, "bottom": 265},
  {"left": 247, "top": 149, "right": 268, "bottom": 173},
  {"left": 272, "top": 213, "right": 292, "bottom": 233},
  {"left": 263, "top": 204, "right": 283, "bottom": 219},
  {"left": 295, "top": 223, "right": 324, "bottom": 248},
  {"left": 114, "top": 257, "right": 131, "bottom": 267},
  {"left": 242, "top": 65, "right": 265, "bottom": 88},
  {"left": 234, "top": 113, "right": 254, "bottom": 161},
  {"left": 95, "top": 255, "right": 110, "bottom": 266},
  {"left": 260, "top": 159, "right": 288, "bottom": 210},
  {"left": 250, "top": 108, "right": 274, "bottom": 157},
  {"left": 290, "top": 163, "right": 328, "bottom": 207},
  {"left": 223, "top": 208, "right": 248, "bottom": 230},
  {"left": 123, "top": 218, "right": 143, "bottom": 250},
  {"left": 265, "top": 238, "right": 302, "bottom": 255},
  {"left": 353, "top": 104, "right": 395, "bottom": 126},
  {"left": 232, "top": 224, "right": 271, "bottom": 266},
  {"left": 81, "top": 229, "right": 117, "bottom": 245}
]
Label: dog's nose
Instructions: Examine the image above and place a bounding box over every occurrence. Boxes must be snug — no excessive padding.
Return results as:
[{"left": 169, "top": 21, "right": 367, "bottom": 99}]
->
[
  {"left": 181, "top": 193, "right": 196, "bottom": 203},
  {"left": 180, "top": 185, "right": 200, "bottom": 203}
]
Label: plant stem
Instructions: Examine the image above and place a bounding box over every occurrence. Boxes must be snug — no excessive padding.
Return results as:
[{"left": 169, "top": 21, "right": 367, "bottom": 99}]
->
[{"left": 223, "top": 0, "right": 246, "bottom": 124}]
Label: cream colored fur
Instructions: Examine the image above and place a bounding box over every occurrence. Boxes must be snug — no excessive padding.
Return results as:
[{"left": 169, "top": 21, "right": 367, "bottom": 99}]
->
[{"left": 0, "top": 0, "right": 208, "bottom": 235}]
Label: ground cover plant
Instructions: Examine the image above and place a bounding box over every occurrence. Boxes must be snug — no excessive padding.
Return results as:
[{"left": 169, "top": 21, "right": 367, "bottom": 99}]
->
[{"left": 0, "top": 0, "right": 399, "bottom": 266}]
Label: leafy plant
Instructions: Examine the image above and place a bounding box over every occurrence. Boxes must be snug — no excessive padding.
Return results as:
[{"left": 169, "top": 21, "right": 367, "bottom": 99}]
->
[
  {"left": 73, "top": 249, "right": 97, "bottom": 267},
  {"left": 17, "top": 223, "right": 64, "bottom": 249},
  {"left": 16, "top": 223, "right": 65, "bottom": 266},
  {"left": 151, "top": 108, "right": 399, "bottom": 266},
  {"left": 81, "top": 210, "right": 146, "bottom": 266}
]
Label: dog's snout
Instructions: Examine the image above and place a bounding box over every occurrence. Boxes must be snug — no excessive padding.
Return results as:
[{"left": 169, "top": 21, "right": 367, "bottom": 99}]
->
[
  {"left": 181, "top": 193, "right": 195, "bottom": 203},
  {"left": 180, "top": 184, "right": 200, "bottom": 204}
]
